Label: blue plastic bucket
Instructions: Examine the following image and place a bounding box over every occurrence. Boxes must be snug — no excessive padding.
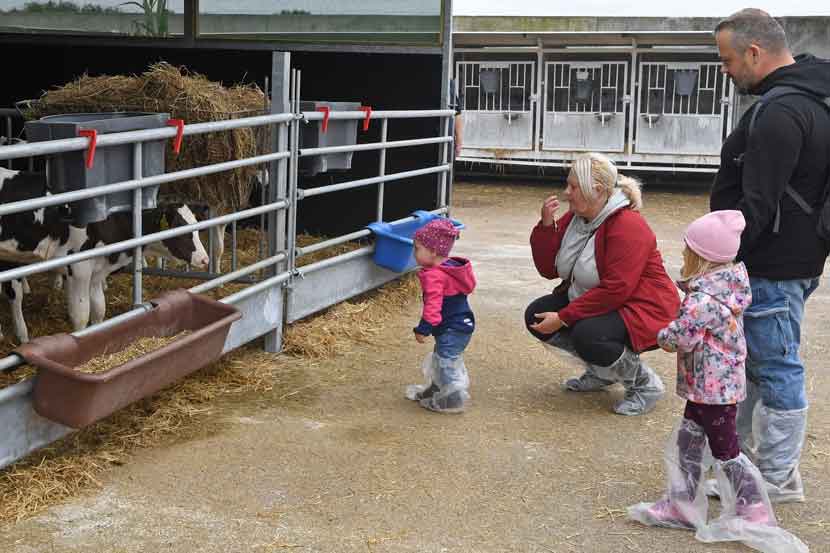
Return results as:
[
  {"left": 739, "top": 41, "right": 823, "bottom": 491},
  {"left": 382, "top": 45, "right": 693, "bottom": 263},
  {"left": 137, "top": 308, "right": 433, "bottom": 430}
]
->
[{"left": 367, "top": 211, "right": 464, "bottom": 272}]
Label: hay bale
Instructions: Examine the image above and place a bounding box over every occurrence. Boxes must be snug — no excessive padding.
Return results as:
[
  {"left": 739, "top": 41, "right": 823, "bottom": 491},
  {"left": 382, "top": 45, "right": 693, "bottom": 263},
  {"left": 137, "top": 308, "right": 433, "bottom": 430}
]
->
[{"left": 23, "top": 62, "right": 270, "bottom": 215}]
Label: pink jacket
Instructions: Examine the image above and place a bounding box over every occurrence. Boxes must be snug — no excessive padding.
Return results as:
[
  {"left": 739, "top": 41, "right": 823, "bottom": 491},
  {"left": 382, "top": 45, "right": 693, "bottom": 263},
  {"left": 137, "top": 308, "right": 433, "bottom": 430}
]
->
[
  {"left": 657, "top": 263, "right": 751, "bottom": 405},
  {"left": 415, "top": 257, "right": 476, "bottom": 336}
]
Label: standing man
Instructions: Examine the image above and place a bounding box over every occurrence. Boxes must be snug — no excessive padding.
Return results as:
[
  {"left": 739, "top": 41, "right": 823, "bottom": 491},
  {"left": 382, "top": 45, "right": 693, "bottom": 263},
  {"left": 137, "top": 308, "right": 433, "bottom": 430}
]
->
[{"left": 711, "top": 8, "right": 830, "bottom": 503}]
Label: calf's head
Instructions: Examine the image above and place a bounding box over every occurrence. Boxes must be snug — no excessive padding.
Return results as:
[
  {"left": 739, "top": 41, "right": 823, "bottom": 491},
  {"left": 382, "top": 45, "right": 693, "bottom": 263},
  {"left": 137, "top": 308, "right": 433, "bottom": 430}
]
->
[{"left": 144, "top": 204, "right": 210, "bottom": 269}]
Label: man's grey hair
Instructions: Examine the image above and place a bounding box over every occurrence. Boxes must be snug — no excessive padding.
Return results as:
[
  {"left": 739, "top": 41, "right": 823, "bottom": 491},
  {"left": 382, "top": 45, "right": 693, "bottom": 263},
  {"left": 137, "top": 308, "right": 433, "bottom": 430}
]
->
[{"left": 714, "top": 8, "right": 789, "bottom": 54}]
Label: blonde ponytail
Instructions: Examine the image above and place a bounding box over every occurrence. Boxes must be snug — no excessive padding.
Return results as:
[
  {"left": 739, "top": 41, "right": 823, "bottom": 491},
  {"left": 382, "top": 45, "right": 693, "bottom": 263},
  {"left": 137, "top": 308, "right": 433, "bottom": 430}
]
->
[{"left": 617, "top": 174, "right": 643, "bottom": 211}]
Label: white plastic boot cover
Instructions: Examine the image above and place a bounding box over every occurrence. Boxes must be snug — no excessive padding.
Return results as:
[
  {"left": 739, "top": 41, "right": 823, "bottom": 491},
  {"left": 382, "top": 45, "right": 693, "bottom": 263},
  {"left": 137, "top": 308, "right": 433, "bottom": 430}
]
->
[
  {"left": 696, "top": 453, "right": 808, "bottom": 553},
  {"left": 419, "top": 352, "right": 470, "bottom": 413},
  {"left": 756, "top": 406, "right": 808, "bottom": 503},
  {"left": 628, "top": 418, "right": 709, "bottom": 530},
  {"left": 405, "top": 352, "right": 439, "bottom": 400}
]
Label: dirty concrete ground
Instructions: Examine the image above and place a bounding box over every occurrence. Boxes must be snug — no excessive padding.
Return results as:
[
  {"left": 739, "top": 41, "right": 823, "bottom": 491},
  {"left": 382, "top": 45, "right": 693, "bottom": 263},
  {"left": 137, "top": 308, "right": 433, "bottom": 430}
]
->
[{"left": 1, "top": 180, "right": 829, "bottom": 553}]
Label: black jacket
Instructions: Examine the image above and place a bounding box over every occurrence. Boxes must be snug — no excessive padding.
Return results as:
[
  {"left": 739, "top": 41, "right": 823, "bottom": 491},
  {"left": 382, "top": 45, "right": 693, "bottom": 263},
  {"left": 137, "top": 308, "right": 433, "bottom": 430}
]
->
[{"left": 711, "top": 54, "right": 830, "bottom": 280}]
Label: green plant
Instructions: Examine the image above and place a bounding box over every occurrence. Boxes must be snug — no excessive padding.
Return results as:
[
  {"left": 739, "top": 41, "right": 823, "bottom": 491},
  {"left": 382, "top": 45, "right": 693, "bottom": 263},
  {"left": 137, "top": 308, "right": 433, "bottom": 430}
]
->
[{"left": 121, "top": 0, "right": 169, "bottom": 37}]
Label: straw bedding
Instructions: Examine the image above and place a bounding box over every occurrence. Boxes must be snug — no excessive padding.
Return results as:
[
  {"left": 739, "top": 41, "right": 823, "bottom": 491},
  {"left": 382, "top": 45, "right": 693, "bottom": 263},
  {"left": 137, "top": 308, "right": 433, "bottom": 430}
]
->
[
  {"left": 74, "top": 331, "right": 192, "bottom": 374},
  {"left": 0, "top": 227, "right": 418, "bottom": 524}
]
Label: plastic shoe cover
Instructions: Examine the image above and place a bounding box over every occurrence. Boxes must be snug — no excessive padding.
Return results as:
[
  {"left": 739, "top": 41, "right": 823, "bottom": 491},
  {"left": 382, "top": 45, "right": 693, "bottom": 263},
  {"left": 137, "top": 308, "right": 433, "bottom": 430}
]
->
[
  {"left": 764, "top": 468, "right": 805, "bottom": 504},
  {"left": 563, "top": 365, "right": 616, "bottom": 392},
  {"left": 630, "top": 498, "right": 695, "bottom": 530},
  {"left": 420, "top": 391, "right": 465, "bottom": 414},
  {"left": 695, "top": 454, "right": 809, "bottom": 553},
  {"left": 628, "top": 419, "right": 709, "bottom": 530},
  {"left": 611, "top": 350, "right": 665, "bottom": 416},
  {"left": 405, "top": 352, "right": 439, "bottom": 400},
  {"left": 418, "top": 352, "right": 470, "bottom": 413},
  {"left": 756, "top": 406, "right": 807, "bottom": 504}
]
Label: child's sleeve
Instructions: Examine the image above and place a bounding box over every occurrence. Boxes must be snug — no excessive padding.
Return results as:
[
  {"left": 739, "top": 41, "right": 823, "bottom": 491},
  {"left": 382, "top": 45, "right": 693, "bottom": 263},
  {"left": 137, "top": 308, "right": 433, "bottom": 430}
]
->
[
  {"left": 657, "top": 292, "right": 715, "bottom": 352},
  {"left": 414, "top": 269, "right": 445, "bottom": 336}
]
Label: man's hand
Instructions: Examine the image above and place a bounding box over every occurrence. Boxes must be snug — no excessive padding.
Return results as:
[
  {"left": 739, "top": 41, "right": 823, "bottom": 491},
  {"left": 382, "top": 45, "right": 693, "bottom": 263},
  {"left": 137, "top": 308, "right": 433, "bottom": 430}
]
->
[
  {"left": 529, "top": 311, "right": 563, "bottom": 334},
  {"left": 414, "top": 333, "right": 428, "bottom": 344}
]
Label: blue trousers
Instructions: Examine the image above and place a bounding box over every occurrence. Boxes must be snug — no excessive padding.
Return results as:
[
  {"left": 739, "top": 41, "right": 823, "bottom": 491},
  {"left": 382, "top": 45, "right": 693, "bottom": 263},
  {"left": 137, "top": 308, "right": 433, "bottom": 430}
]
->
[{"left": 744, "top": 277, "right": 820, "bottom": 411}]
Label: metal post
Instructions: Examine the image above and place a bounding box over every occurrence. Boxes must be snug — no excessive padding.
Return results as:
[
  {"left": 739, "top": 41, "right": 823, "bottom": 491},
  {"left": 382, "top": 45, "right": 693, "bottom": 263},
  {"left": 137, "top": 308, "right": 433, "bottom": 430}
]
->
[
  {"left": 231, "top": 220, "right": 238, "bottom": 271},
  {"left": 439, "top": 0, "right": 453, "bottom": 213},
  {"left": 259, "top": 75, "right": 269, "bottom": 264},
  {"left": 287, "top": 69, "right": 301, "bottom": 278},
  {"left": 534, "top": 38, "right": 544, "bottom": 153},
  {"left": 132, "top": 142, "right": 143, "bottom": 307},
  {"left": 627, "top": 39, "right": 638, "bottom": 167},
  {"left": 207, "top": 206, "right": 216, "bottom": 274},
  {"left": 438, "top": 116, "right": 450, "bottom": 211},
  {"left": 266, "top": 51, "right": 290, "bottom": 353},
  {"left": 376, "top": 119, "right": 388, "bottom": 222}
]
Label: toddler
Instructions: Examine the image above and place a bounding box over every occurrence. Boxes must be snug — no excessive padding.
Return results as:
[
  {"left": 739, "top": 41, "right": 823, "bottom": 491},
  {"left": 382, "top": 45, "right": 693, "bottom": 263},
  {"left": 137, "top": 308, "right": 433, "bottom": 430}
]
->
[{"left": 405, "top": 218, "right": 476, "bottom": 413}]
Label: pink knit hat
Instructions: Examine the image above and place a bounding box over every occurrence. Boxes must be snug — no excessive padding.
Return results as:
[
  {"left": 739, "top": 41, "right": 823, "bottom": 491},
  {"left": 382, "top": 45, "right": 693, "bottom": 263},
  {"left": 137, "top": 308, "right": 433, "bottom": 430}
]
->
[
  {"left": 684, "top": 210, "right": 746, "bottom": 263},
  {"left": 413, "top": 218, "right": 459, "bottom": 257}
]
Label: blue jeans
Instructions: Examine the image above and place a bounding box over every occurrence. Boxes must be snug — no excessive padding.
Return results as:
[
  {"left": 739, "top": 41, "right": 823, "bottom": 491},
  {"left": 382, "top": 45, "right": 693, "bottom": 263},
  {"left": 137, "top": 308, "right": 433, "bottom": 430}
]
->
[
  {"left": 434, "top": 329, "right": 472, "bottom": 389},
  {"left": 744, "top": 277, "right": 820, "bottom": 411}
]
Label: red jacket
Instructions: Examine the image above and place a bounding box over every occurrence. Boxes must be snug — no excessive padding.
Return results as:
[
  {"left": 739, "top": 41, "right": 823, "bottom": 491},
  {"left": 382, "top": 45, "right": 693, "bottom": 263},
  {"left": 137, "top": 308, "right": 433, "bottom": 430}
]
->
[
  {"left": 415, "top": 257, "right": 477, "bottom": 336},
  {"left": 530, "top": 209, "right": 680, "bottom": 352}
]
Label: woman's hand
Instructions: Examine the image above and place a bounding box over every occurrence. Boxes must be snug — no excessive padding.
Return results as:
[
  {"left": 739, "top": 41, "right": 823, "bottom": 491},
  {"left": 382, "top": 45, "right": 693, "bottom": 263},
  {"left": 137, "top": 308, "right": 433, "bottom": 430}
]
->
[
  {"left": 530, "top": 311, "right": 564, "bottom": 334},
  {"left": 660, "top": 343, "right": 676, "bottom": 353},
  {"left": 540, "top": 195, "right": 560, "bottom": 227}
]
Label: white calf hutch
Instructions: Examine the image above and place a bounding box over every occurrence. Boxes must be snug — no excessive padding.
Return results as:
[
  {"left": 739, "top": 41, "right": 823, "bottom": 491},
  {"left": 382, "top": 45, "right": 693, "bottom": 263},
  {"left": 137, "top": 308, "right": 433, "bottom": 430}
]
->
[{"left": 455, "top": 31, "right": 736, "bottom": 173}]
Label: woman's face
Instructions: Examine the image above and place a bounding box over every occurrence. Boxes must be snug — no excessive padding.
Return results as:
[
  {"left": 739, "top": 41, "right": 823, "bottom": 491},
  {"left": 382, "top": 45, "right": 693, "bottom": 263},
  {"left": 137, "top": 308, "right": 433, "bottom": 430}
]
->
[{"left": 564, "top": 172, "right": 603, "bottom": 218}]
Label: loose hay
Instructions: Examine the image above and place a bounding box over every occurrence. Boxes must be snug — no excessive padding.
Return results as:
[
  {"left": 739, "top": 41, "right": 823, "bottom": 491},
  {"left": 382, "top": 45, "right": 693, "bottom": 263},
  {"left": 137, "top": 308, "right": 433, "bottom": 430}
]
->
[
  {"left": 23, "top": 62, "right": 269, "bottom": 215},
  {"left": 74, "top": 331, "right": 192, "bottom": 374},
  {"left": 0, "top": 269, "right": 419, "bottom": 525}
]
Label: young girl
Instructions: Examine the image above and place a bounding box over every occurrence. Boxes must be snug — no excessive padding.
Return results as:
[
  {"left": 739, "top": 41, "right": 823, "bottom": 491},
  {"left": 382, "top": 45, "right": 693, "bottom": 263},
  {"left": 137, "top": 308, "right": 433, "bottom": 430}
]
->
[
  {"left": 628, "top": 210, "right": 807, "bottom": 552},
  {"left": 404, "top": 218, "right": 476, "bottom": 414}
]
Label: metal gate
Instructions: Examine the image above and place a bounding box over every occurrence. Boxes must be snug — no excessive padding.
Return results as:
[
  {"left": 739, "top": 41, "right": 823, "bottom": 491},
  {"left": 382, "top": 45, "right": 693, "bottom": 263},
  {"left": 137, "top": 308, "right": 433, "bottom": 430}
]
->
[
  {"left": 542, "top": 62, "right": 628, "bottom": 152},
  {"left": 456, "top": 61, "right": 535, "bottom": 150},
  {"left": 635, "top": 62, "right": 731, "bottom": 156}
]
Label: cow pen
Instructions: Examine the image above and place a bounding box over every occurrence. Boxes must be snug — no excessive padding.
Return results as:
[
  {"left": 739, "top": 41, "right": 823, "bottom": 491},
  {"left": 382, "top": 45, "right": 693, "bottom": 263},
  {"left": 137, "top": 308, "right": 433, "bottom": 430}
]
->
[{"left": 0, "top": 53, "right": 456, "bottom": 470}]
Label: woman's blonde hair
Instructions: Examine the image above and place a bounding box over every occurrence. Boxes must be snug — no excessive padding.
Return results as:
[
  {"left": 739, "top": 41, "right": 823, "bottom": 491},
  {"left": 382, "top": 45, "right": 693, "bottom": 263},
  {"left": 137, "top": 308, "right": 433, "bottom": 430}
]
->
[
  {"left": 680, "top": 244, "right": 728, "bottom": 281},
  {"left": 569, "top": 152, "right": 643, "bottom": 211}
]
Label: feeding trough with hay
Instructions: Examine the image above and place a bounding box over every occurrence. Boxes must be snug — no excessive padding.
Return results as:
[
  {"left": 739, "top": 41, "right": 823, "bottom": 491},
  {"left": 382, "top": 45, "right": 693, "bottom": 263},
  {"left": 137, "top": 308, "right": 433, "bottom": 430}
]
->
[
  {"left": 14, "top": 289, "right": 241, "bottom": 429},
  {"left": 21, "top": 62, "right": 270, "bottom": 218}
]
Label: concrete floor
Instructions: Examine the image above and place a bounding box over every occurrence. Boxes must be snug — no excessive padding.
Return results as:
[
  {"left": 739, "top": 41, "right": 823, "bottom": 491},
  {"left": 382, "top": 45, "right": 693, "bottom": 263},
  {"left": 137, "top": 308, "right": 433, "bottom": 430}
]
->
[{"left": 1, "top": 180, "right": 828, "bottom": 553}]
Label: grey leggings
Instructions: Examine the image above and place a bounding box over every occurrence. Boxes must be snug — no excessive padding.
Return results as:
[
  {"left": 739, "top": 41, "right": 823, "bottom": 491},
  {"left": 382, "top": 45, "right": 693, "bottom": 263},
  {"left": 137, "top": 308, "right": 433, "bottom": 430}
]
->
[{"left": 524, "top": 291, "right": 629, "bottom": 366}]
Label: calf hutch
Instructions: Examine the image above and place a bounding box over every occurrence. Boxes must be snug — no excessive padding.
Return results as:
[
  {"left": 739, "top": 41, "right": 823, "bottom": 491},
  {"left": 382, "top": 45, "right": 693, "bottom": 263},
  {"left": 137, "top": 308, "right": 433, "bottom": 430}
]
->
[
  {"left": 0, "top": 0, "right": 457, "bottom": 470},
  {"left": 452, "top": 16, "right": 830, "bottom": 174}
]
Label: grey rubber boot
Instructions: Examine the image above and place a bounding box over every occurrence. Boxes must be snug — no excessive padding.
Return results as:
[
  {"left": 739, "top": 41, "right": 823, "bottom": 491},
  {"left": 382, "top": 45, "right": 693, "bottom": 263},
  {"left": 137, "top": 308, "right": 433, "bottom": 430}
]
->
[
  {"left": 605, "top": 348, "right": 665, "bottom": 416},
  {"left": 564, "top": 365, "right": 616, "bottom": 392}
]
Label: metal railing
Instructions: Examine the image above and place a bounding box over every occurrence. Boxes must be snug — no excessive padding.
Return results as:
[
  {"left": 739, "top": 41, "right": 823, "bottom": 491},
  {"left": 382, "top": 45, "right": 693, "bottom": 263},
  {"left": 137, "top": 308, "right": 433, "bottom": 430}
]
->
[{"left": 0, "top": 84, "right": 454, "bottom": 377}]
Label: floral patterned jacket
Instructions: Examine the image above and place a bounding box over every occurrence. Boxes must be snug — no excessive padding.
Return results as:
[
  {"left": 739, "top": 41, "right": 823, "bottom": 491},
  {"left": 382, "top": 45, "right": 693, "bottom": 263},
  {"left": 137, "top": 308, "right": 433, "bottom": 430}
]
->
[{"left": 657, "top": 262, "right": 751, "bottom": 405}]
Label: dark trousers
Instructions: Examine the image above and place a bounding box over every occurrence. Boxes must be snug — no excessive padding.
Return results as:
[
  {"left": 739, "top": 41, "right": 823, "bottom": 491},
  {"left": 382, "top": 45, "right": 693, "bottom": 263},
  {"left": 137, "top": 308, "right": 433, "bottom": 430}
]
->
[
  {"left": 524, "top": 291, "right": 629, "bottom": 367},
  {"left": 684, "top": 401, "right": 740, "bottom": 462}
]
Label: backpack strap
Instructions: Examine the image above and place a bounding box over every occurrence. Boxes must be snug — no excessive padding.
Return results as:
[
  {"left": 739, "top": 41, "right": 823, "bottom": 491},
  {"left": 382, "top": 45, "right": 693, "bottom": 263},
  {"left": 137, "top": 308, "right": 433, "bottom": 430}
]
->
[{"left": 744, "top": 86, "right": 830, "bottom": 233}]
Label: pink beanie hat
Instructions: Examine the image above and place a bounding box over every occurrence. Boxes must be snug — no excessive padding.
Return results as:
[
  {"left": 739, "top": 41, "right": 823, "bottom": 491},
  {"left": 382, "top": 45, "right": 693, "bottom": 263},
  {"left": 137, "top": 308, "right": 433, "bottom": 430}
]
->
[
  {"left": 684, "top": 210, "right": 746, "bottom": 263},
  {"left": 413, "top": 218, "right": 459, "bottom": 257}
]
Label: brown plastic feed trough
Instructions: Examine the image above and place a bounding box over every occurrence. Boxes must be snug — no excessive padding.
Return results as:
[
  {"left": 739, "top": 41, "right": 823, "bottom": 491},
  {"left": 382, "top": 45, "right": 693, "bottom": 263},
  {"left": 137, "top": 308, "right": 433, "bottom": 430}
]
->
[{"left": 15, "top": 290, "right": 241, "bottom": 428}]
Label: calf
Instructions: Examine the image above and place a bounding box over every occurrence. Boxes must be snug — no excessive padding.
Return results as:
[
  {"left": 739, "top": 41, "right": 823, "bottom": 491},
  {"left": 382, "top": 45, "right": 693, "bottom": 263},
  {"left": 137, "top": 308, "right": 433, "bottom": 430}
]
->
[{"left": 0, "top": 167, "right": 209, "bottom": 342}]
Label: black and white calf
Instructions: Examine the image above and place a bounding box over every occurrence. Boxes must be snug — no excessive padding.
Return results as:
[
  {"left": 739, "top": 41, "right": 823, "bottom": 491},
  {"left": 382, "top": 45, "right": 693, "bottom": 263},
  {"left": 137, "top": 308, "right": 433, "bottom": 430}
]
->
[{"left": 0, "top": 167, "right": 209, "bottom": 342}]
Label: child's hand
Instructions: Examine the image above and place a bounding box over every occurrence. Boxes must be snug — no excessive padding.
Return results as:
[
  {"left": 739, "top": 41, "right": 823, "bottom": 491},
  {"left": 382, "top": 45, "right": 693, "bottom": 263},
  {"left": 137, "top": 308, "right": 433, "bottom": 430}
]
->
[{"left": 414, "top": 333, "right": 428, "bottom": 344}]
